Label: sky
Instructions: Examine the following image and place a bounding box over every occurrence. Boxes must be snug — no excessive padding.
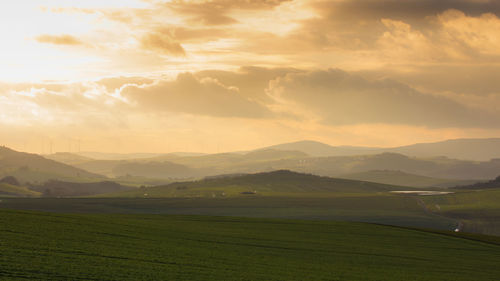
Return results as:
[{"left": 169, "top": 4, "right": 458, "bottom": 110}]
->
[{"left": 1, "top": 0, "right": 500, "bottom": 153}]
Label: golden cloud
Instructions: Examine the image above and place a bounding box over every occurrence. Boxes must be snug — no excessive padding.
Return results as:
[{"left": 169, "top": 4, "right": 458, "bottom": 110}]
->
[{"left": 35, "top": 34, "right": 84, "bottom": 45}]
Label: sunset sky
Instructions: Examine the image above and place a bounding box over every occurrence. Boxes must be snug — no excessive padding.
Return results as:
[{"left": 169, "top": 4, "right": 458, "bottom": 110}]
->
[{"left": 2, "top": 0, "right": 500, "bottom": 153}]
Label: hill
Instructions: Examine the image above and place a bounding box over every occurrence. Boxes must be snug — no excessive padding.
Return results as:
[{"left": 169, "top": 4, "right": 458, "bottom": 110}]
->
[
  {"left": 112, "top": 161, "right": 197, "bottom": 179},
  {"left": 44, "top": 152, "right": 94, "bottom": 165},
  {"left": 272, "top": 152, "right": 499, "bottom": 180},
  {"left": 263, "top": 138, "right": 500, "bottom": 161},
  {"left": 339, "top": 170, "right": 473, "bottom": 188},
  {"left": 421, "top": 188, "right": 500, "bottom": 236},
  {"left": 105, "top": 170, "right": 409, "bottom": 198},
  {"left": 151, "top": 147, "right": 498, "bottom": 181},
  {"left": 75, "top": 152, "right": 164, "bottom": 160},
  {"left": 71, "top": 149, "right": 307, "bottom": 179},
  {"left": 391, "top": 138, "right": 500, "bottom": 161},
  {"left": 0, "top": 146, "right": 105, "bottom": 183},
  {"left": 0, "top": 183, "right": 41, "bottom": 197},
  {"left": 28, "top": 180, "right": 133, "bottom": 197},
  {"left": 454, "top": 175, "right": 500, "bottom": 190},
  {"left": 260, "top": 140, "right": 378, "bottom": 157},
  {"left": 1, "top": 209, "right": 499, "bottom": 280}
]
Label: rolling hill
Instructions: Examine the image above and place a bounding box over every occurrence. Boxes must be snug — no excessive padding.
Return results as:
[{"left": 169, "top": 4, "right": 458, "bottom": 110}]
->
[
  {"left": 28, "top": 180, "right": 133, "bottom": 197},
  {"left": 0, "top": 176, "right": 40, "bottom": 197},
  {"left": 339, "top": 170, "right": 474, "bottom": 188},
  {"left": 0, "top": 146, "right": 105, "bottom": 183},
  {"left": 454, "top": 175, "right": 500, "bottom": 189},
  {"left": 263, "top": 138, "right": 500, "bottom": 161},
  {"left": 391, "top": 138, "right": 500, "bottom": 161},
  {"left": 0, "top": 183, "right": 41, "bottom": 197},
  {"left": 104, "top": 170, "right": 410, "bottom": 198},
  {"left": 260, "top": 140, "right": 379, "bottom": 156},
  {"left": 44, "top": 152, "right": 94, "bottom": 165},
  {"left": 69, "top": 149, "right": 307, "bottom": 179}
]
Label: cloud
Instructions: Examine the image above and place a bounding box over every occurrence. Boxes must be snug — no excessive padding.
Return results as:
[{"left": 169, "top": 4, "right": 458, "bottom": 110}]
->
[
  {"left": 35, "top": 34, "right": 84, "bottom": 45},
  {"left": 311, "top": 0, "right": 500, "bottom": 22},
  {"left": 121, "top": 72, "right": 273, "bottom": 118},
  {"left": 166, "top": 0, "right": 292, "bottom": 25},
  {"left": 140, "top": 32, "right": 186, "bottom": 56},
  {"left": 195, "top": 66, "right": 302, "bottom": 101},
  {"left": 96, "top": 76, "right": 155, "bottom": 92},
  {"left": 267, "top": 69, "right": 500, "bottom": 128}
]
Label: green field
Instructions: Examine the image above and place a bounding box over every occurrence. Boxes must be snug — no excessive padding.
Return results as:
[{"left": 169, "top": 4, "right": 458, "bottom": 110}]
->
[
  {"left": 0, "top": 196, "right": 458, "bottom": 231},
  {"left": 1, "top": 209, "right": 499, "bottom": 280},
  {"left": 421, "top": 188, "right": 500, "bottom": 235},
  {"left": 0, "top": 183, "right": 41, "bottom": 197}
]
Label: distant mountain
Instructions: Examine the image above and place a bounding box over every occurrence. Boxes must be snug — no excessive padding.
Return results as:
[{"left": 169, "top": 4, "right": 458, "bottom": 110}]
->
[
  {"left": 72, "top": 149, "right": 308, "bottom": 179},
  {"left": 0, "top": 146, "right": 104, "bottom": 183},
  {"left": 390, "top": 138, "right": 500, "bottom": 161},
  {"left": 260, "top": 140, "right": 378, "bottom": 157},
  {"left": 44, "top": 152, "right": 94, "bottom": 165},
  {"left": 262, "top": 138, "right": 500, "bottom": 161},
  {"left": 75, "top": 151, "right": 206, "bottom": 161},
  {"left": 76, "top": 152, "right": 165, "bottom": 160},
  {"left": 339, "top": 170, "right": 474, "bottom": 188},
  {"left": 273, "top": 152, "right": 500, "bottom": 180},
  {"left": 112, "top": 161, "right": 197, "bottom": 179},
  {"left": 102, "top": 170, "right": 409, "bottom": 198}
]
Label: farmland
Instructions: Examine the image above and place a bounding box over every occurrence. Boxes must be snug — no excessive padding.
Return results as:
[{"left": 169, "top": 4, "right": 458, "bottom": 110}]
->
[{"left": 1, "top": 209, "right": 500, "bottom": 280}]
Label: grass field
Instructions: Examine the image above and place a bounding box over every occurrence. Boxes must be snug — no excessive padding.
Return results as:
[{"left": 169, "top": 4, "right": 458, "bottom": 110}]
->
[
  {"left": 0, "top": 196, "right": 457, "bottom": 231},
  {"left": 0, "top": 183, "right": 41, "bottom": 197},
  {"left": 1, "top": 209, "right": 499, "bottom": 280},
  {"left": 420, "top": 188, "right": 500, "bottom": 235}
]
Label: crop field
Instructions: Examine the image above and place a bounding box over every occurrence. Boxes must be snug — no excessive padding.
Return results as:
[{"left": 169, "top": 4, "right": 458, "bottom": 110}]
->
[
  {"left": 421, "top": 189, "right": 500, "bottom": 235},
  {"left": 0, "top": 183, "right": 41, "bottom": 197},
  {"left": 0, "top": 196, "right": 457, "bottom": 231},
  {"left": 1, "top": 209, "right": 500, "bottom": 281}
]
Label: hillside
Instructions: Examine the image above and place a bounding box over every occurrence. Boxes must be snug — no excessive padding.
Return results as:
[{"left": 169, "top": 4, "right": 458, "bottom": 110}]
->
[
  {"left": 0, "top": 183, "right": 41, "bottom": 197},
  {"left": 72, "top": 149, "right": 307, "bottom": 179},
  {"left": 272, "top": 153, "right": 500, "bottom": 180},
  {"left": 339, "top": 170, "right": 473, "bottom": 188},
  {"left": 421, "top": 188, "right": 500, "bottom": 236},
  {"left": 264, "top": 138, "right": 500, "bottom": 161},
  {"left": 454, "top": 175, "right": 500, "bottom": 189},
  {"left": 0, "top": 146, "right": 105, "bottom": 183},
  {"left": 1, "top": 209, "right": 500, "bottom": 280},
  {"left": 391, "top": 138, "right": 500, "bottom": 161},
  {"left": 44, "top": 152, "right": 94, "bottom": 165},
  {"left": 260, "top": 140, "right": 378, "bottom": 157},
  {"left": 106, "top": 170, "right": 409, "bottom": 198},
  {"left": 29, "top": 180, "right": 133, "bottom": 197},
  {"left": 145, "top": 150, "right": 497, "bottom": 181}
]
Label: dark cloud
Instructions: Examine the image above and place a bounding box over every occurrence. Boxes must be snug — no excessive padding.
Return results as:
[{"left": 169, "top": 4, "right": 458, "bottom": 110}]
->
[
  {"left": 195, "top": 66, "right": 302, "bottom": 101},
  {"left": 312, "top": 0, "right": 500, "bottom": 21},
  {"left": 268, "top": 69, "right": 500, "bottom": 128},
  {"left": 140, "top": 32, "right": 186, "bottom": 56},
  {"left": 357, "top": 65, "right": 500, "bottom": 97},
  {"left": 166, "top": 0, "right": 291, "bottom": 25},
  {"left": 35, "top": 34, "right": 84, "bottom": 45},
  {"left": 121, "top": 72, "right": 273, "bottom": 118},
  {"left": 161, "top": 27, "right": 229, "bottom": 43},
  {"left": 285, "top": 0, "right": 500, "bottom": 52}
]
